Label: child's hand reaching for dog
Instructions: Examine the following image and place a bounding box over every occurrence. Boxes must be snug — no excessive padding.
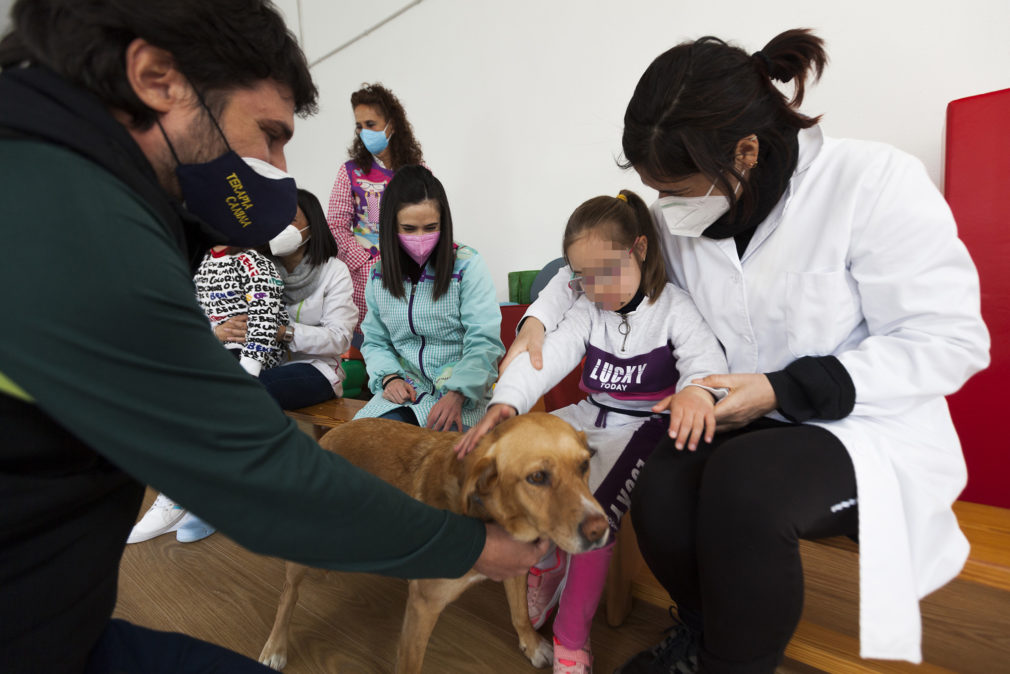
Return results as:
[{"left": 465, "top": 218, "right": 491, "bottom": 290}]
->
[
  {"left": 651, "top": 385, "right": 716, "bottom": 451},
  {"left": 454, "top": 404, "right": 517, "bottom": 459}
]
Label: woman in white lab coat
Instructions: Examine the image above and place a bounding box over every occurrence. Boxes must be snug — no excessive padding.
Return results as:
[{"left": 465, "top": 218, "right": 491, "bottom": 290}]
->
[{"left": 504, "top": 29, "right": 989, "bottom": 673}]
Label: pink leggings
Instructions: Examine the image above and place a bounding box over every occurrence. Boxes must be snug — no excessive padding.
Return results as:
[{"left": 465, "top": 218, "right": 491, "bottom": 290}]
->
[{"left": 553, "top": 539, "right": 617, "bottom": 650}]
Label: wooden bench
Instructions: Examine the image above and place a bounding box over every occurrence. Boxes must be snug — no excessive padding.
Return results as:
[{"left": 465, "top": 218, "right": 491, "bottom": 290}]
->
[
  {"left": 604, "top": 501, "right": 1010, "bottom": 673},
  {"left": 285, "top": 397, "right": 367, "bottom": 439}
]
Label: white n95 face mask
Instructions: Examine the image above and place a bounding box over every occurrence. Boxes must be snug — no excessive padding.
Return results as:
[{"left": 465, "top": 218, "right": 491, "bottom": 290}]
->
[
  {"left": 654, "top": 182, "right": 731, "bottom": 238},
  {"left": 268, "top": 223, "right": 309, "bottom": 256}
]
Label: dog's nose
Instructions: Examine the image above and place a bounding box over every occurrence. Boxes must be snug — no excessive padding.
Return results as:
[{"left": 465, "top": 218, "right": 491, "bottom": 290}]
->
[{"left": 579, "top": 513, "right": 609, "bottom": 544}]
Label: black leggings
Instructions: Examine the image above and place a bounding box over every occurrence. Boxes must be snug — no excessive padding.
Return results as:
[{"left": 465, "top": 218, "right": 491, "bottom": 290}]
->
[{"left": 631, "top": 418, "right": 859, "bottom": 674}]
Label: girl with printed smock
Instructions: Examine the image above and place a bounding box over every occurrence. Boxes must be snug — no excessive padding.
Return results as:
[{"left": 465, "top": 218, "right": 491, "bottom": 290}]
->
[
  {"left": 196, "top": 246, "right": 289, "bottom": 377},
  {"left": 126, "top": 191, "right": 355, "bottom": 546},
  {"left": 128, "top": 240, "right": 291, "bottom": 545},
  {"left": 354, "top": 165, "right": 504, "bottom": 432},
  {"left": 455, "top": 190, "right": 729, "bottom": 674},
  {"left": 326, "top": 83, "right": 426, "bottom": 337},
  {"left": 500, "top": 29, "right": 990, "bottom": 674}
]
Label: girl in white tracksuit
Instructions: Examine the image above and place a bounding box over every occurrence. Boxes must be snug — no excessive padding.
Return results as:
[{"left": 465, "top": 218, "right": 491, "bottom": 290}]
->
[{"left": 467, "top": 190, "right": 729, "bottom": 674}]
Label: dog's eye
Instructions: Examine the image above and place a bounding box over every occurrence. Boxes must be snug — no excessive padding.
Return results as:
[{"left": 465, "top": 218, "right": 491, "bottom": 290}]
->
[
  {"left": 526, "top": 471, "right": 550, "bottom": 486},
  {"left": 579, "top": 461, "right": 589, "bottom": 475}
]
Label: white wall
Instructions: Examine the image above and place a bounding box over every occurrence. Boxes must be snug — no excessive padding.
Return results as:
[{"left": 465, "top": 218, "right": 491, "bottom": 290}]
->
[{"left": 280, "top": 0, "right": 1010, "bottom": 301}]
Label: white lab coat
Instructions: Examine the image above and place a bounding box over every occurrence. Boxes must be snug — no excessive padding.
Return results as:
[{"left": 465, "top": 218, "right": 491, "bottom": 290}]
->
[{"left": 526, "top": 126, "right": 990, "bottom": 662}]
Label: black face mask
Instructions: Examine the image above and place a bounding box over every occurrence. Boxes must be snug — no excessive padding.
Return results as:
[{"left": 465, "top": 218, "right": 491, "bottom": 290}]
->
[{"left": 157, "top": 96, "right": 297, "bottom": 247}]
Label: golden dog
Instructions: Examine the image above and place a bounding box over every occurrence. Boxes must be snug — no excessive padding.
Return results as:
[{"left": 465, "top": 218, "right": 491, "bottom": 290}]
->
[{"left": 259, "top": 413, "right": 609, "bottom": 673}]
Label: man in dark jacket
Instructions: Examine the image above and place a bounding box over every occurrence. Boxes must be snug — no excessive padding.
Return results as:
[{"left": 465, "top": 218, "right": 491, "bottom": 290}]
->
[{"left": 0, "top": 2, "right": 546, "bottom": 671}]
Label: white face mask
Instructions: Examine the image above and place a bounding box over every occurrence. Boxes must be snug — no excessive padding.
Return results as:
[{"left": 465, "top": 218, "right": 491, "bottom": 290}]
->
[
  {"left": 653, "top": 182, "right": 730, "bottom": 238},
  {"left": 268, "top": 224, "right": 309, "bottom": 256}
]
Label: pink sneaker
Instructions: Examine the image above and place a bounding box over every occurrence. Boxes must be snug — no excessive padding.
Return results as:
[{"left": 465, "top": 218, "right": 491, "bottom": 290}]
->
[
  {"left": 528, "top": 547, "right": 569, "bottom": 629},
  {"left": 553, "top": 636, "right": 592, "bottom": 674}
]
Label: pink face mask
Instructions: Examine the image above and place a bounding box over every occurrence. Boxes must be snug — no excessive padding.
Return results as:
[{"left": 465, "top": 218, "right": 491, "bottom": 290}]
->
[{"left": 398, "top": 231, "right": 440, "bottom": 265}]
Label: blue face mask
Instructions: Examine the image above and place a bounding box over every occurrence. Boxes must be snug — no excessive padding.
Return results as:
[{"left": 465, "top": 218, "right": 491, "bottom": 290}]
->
[
  {"left": 359, "top": 127, "right": 391, "bottom": 155},
  {"left": 158, "top": 99, "right": 298, "bottom": 247}
]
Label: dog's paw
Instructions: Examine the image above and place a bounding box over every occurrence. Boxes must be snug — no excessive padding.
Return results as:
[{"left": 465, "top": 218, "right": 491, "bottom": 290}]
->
[
  {"left": 259, "top": 651, "right": 287, "bottom": 671},
  {"left": 528, "top": 635, "right": 553, "bottom": 668}
]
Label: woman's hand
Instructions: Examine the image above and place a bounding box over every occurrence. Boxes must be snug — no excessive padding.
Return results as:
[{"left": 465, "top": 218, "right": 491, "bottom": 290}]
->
[
  {"left": 213, "top": 314, "right": 248, "bottom": 343},
  {"left": 382, "top": 378, "right": 417, "bottom": 405},
  {"left": 651, "top": 386, "right": 716, "bottom": 451},
  {"left": 427, "top": 391, "right": 465, "bottom": 432},
  {"left": 692, "top": 373, "right": 777, "bottom": 431},
  {"left": 499, "top": 317, "right": 545, "bottom": 374},
  {"left": 454, "top": 404, "right": 517, "bottom": 459}
]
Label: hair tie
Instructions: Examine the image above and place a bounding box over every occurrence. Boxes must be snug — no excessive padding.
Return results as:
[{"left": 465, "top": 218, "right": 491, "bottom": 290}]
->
[
  {"left": 752, "top": 50, "right": 792, "bottom": 83},
  {"left": 616, "top": 193, "right": 628, "bottom": 202}
]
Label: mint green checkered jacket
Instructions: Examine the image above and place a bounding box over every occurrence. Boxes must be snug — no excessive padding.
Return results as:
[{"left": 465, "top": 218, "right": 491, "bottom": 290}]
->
[{"left": 356, "top": 244, "right": 504, "bottom": 429}]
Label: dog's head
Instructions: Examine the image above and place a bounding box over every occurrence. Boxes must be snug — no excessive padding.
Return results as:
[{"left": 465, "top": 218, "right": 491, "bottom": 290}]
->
[{"left": 460, "top": 412, "right": 609, "bottom": 554}]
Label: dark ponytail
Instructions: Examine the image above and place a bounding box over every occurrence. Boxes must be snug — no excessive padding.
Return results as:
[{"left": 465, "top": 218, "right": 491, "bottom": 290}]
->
[
  {"left": 562, "top": 190, "right": 667, "bottom": 302},
  {"left": 621, "top": 29, "right": 827, "bottom": 223},
  {"left": 751, "top": 29, "right": 827, "bottom": 108}
]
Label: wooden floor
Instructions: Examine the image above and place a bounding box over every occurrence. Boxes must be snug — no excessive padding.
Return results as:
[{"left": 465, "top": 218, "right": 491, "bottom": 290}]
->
[{"left": 114, "top": 486, "right": 819, "bottom": 674}]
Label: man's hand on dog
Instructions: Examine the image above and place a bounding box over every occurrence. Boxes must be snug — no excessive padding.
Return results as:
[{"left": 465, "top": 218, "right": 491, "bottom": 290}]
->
[
  {"left": 454, "top": 404, "right": 517, "bottom": 459},
  {"left": 427, "top": 391, "right": 464, "bottom": 432},
  {"left": 474, "top": 523, "right": 552, "bottom": 581},
  {"left": 651, "top": 385, "right": 717, "bottom": 451},
  {"left": 382, "top": 378, "right": 417, "bottom": 405}
]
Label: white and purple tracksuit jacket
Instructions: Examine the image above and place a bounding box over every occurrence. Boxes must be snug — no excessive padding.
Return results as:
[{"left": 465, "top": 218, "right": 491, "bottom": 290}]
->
[{"left": 491, "top": 283, "right": 728, "bottom": 531}]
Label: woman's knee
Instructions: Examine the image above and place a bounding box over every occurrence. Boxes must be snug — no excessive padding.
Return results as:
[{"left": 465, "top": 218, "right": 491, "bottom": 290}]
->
[
  {"left": 697, "top": 441, "right": 792, "bottom": 539},
  {"left": 631, "top": 438, "right": 711, "bottom": 555},
  {"left": 698, "top": 428, "right": 856, "bottom": 539}
]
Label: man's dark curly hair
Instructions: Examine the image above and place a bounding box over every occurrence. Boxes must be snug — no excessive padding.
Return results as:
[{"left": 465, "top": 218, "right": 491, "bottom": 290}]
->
[{"left": 0, "top": 0, "right": 318, "bottom": 128}]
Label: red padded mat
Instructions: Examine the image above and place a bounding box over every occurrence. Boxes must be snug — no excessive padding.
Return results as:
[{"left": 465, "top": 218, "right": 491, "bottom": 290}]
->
[{"left": 944, "top": 88, "right": 1010, "bottom": 507}]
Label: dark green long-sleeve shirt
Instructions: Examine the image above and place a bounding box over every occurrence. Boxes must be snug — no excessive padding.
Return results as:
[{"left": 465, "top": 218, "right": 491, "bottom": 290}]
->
[{"left": 0, "top": 68, "right": 484, "bottom": 672}]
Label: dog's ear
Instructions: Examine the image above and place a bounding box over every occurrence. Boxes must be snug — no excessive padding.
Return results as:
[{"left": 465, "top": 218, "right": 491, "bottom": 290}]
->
[
  {"left": 577, "top": 430, "right": 597, "bottom": 457},
  {"left": 461, "top": 454, "right": 499, "bottom": 518}
]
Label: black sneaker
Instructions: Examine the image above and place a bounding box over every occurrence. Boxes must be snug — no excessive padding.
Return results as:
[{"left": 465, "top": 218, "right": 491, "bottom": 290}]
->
[{"left": 614, "top": 614, "right": 700, "bottom": 674}]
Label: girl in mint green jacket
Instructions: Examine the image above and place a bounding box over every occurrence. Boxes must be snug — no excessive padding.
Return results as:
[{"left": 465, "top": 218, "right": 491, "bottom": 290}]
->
[{"left": 356, "top": 166, "right": 504, "bottom": 431}]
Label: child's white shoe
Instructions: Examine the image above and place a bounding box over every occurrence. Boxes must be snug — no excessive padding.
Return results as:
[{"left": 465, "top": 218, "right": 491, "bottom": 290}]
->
[{"left": 126, "top": 494, "right": 186, "bottom": 543}]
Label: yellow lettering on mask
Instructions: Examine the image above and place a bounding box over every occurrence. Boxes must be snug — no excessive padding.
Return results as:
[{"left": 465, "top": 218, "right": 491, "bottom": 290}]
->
[
  {"left": 226, "top": 173, "right": 254, "bottom": 211},
  {"left": 226, "top": 196, "right": 252, "bottom": 227}
]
